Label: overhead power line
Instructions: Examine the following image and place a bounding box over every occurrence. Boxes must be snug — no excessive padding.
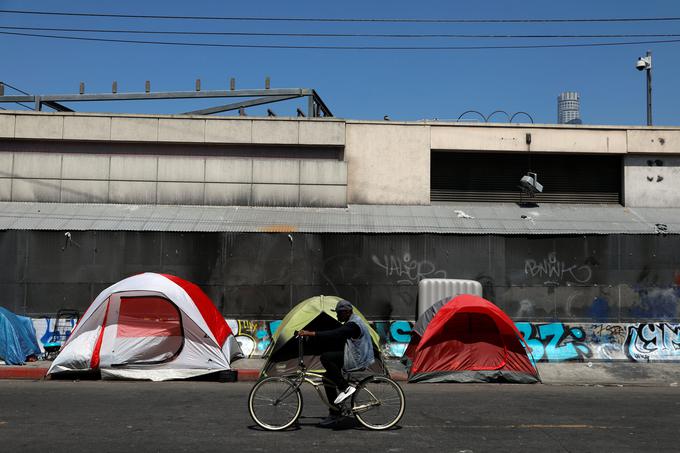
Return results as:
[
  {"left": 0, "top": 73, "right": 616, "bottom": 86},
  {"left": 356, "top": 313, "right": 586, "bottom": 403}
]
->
[
  {"left": 3, "top": 30, "right": 680, "bottom": 50},
  {"left": 1, "top": 80, "right": 31, "bottom": 95},
  {"left": 1, "top": 9, "right": 680, "bottom": 23},
  {"left": 0, "top": 80, "right": 35, "bottom": 110},
  {"left": 1, "top": 26, "right": 680, "bottom": 39}
]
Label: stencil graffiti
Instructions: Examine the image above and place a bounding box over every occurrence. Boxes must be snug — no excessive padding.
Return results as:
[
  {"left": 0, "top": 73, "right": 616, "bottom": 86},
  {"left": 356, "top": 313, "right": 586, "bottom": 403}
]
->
[
  {"left": 524, "top": 252, "right": 592, "bottom": 285},
  {"left": 372, "top": 253, "right": 447, "bottom": 284},
  {"left": 516, "top": 322, "right": 592, "bottom": 362},
  {"left": 625, "top": 323, "right": 680, "bottom": 362}
]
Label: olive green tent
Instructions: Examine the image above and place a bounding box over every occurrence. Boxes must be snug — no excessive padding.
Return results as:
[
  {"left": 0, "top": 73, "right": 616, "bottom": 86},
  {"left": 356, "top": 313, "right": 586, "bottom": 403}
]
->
[{"left": 261, "top": 295, "right": 386, "bottom": 377}]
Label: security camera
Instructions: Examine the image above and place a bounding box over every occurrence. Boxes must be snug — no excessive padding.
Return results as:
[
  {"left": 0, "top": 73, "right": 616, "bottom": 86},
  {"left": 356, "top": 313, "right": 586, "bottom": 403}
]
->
[
  {"left": 635, "top": 56, "right": 651, "bottom": 71},
  {"left": 520, "top": 172, "right": 543, "bottom": 195}
]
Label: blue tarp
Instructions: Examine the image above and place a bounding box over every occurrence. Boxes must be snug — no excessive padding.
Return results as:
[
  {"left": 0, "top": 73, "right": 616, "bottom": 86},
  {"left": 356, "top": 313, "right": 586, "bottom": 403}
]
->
[{"left": 0, "top": 307, "right": 42, "bottom": 365}]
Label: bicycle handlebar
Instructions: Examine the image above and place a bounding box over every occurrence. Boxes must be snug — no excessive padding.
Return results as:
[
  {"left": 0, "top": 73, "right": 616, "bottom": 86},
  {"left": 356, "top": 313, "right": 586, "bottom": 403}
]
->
[{"left": 295, "top": 332, "right": 306, "bottom": 369}]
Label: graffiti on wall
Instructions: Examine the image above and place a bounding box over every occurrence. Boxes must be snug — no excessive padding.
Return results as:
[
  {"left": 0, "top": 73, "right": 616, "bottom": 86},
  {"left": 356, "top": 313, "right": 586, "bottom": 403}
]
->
[
  {"left": 516, "top": 322, "right": 592, "bottom": 362},
  {"left": 371, "top": 253, "right": 446, "bottom": 284},
  {"left": 31, "top": 317, "right": 78, "bottom": 353},
  {"left": 630, "top": 287, "right": 680, "bottom": 319},
  {"left": 25, "top": 317, "right": 680, "bottom": 363},
  {"left": 227, "top": 320, "right": 282, "bottom": 358},
  {"left": 374, "top": 320, "right": 413, "bottom": 357},
  {"left": 524, "top": 252, "right": 592, "bottom": 285},
  {"left": 625, "top": 323, "right": 680, "bottom": 362},
  {"left": 589, "top": 323, "right": 626, "bottom": 360}
]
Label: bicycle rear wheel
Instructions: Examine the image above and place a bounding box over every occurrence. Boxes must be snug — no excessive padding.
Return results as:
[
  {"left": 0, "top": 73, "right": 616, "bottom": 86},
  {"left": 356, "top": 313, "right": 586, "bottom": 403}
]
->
[
  {"left": 248, "top": 377, "right": 303, "bottom": 431},
  {"left": 351, "top": 376, "right": 405, "bottom": 430}
]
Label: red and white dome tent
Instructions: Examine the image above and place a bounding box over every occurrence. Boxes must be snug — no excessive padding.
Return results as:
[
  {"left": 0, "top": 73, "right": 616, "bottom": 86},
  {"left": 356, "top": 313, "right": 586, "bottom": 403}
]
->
[{"left": 48, "top": 273, "right": 243, "bottom": 381}]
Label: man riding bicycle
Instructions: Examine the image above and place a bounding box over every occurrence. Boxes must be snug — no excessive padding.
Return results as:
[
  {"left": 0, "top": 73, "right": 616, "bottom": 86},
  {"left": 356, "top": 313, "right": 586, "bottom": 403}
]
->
[{"left": 298, "top": 299, "right": 375, "bottom": 427}]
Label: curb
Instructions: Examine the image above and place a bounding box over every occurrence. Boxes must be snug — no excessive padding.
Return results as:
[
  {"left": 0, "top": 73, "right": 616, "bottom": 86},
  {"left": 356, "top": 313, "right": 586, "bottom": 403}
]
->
[
  {"left": 0, "top": 367, "right": 48, "bottom": 380},
  {"left": 235, "top": 369, "right": 261, "bottom": 382},
  {"left": 0, "top": 367, "right": 408, "bottom": 382}
]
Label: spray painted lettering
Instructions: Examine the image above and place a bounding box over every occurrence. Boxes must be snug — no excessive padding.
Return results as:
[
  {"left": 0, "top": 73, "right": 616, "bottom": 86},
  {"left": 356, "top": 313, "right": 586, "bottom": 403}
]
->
[
  {"left": 625, "top": 323, "right": 680, "bottom": 362},
  {"left": 372, "top": 253, "right": 446, "bottom": 284},
  {"left": 524, "top": 252, "right": 592, "bottom": 285},
  {"left": 516, "top": 322, "right": 592, "bottom": 362},
  {"left": 374, "top": 320, "right": 413, "bottom": 357},
  {"left": 26, "top": 317, "right": 680, "bottom": 363}
]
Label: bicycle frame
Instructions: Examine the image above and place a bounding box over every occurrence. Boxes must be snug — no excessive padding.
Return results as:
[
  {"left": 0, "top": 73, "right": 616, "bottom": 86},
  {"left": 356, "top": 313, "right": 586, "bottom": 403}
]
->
[
  {"left": 273, "top": 336, "right": 336, "bottom": 410},
  {"left": 277, "top": 336, "right": 382, "bottom": 414},
  {"left": 250, "top": 335, "right": 404, "bottom": 430}
]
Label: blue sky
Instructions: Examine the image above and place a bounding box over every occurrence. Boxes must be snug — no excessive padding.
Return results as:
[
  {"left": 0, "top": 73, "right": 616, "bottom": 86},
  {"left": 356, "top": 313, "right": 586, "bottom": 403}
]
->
[{"left": 1, "top": 1, "right": 679, "bottom": 125}]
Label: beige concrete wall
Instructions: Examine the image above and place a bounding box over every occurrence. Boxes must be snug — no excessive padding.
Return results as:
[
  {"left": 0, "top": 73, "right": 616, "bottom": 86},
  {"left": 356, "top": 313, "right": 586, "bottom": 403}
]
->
[
  {"left": 345, "top": 123, "right": 430, "bottom": 205},
  {"left": 0, "top": 151, "right": 347, "bottom": 207},
  {"left": 0, "top": 111, "right": 345, "bottom": 146},
  {"left": 4, "top": 111, "right": 680, "bottom": 208},
  {"left": 431, "top": 124, "right": 627, "bottom": 153},
  {"left": 624, "top": 155, "right": 680, "bottom": 207},
  {"left": 626, "top": 130, "right": 680, "bottom": 154}
]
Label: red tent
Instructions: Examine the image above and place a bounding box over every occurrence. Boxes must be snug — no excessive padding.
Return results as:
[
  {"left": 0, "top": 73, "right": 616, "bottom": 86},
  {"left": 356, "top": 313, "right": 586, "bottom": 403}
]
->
[{"left": 407, "top": 294, "right": 540, "bottom": 383}]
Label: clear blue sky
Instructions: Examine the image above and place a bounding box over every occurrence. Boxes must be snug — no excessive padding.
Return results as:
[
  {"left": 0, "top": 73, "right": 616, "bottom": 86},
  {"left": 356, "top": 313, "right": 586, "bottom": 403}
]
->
[{"left": 1, "top": 0, "right": 679, "bottom": 125}]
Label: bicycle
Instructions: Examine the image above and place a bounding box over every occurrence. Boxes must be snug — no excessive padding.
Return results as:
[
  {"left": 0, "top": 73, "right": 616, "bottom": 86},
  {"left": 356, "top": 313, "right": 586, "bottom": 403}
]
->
[{"left": 248, "top": 335, "right": 405, "bottom": 431}]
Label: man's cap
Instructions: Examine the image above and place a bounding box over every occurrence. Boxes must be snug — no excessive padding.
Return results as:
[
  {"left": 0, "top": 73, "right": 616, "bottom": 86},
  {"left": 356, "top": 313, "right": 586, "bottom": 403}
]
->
[{"left": 332, "top": 300, "right": 353, "bottom": 312}]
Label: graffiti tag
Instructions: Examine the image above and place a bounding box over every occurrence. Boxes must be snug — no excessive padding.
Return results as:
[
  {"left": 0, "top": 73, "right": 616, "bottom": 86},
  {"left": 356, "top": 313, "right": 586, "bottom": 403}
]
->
[
  {"left": 371, "top": 253, "right": 446, "bottom": 284},
  {"left": 524, "top": 252, "right": 592, "bottom": 285},
  {"left": 625, "top": 323, "right": 680, "bottom": 362}
]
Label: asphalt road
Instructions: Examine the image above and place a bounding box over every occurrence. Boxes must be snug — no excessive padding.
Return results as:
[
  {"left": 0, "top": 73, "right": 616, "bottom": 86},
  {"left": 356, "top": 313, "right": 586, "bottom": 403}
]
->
[{"left": 1, "top": 380, "right": 679, "bottom": 452}]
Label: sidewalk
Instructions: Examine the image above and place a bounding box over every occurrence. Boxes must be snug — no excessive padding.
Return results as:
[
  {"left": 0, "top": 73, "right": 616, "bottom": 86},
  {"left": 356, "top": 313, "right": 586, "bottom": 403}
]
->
[
  {"left": 0, "top": 358, "right": 408, "bottom": 382},
  {"left": 1, "top": 359, "right": 678, "bottom": 385}
]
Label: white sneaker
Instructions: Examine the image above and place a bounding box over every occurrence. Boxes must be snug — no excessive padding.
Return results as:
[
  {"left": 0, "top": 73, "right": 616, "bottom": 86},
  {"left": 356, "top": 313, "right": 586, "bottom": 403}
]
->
[{"left": 333, "top": 385, "right": 356, "bottom": 404}]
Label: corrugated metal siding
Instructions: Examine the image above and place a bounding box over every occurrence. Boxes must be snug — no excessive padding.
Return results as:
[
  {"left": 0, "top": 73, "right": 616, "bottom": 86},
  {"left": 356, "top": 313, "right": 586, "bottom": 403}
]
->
[{"left": 0, "top": 201, "right": 676, "bottom": 235}]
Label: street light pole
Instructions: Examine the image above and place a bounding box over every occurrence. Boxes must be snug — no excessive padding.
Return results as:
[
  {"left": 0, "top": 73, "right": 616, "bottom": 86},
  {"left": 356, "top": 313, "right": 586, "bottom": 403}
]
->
[
  {"left": 645, "top": 51, "right": 652, "bottom": 126},
  {"left": 636, "top": 50, "right": 653, "bottom": 126}
]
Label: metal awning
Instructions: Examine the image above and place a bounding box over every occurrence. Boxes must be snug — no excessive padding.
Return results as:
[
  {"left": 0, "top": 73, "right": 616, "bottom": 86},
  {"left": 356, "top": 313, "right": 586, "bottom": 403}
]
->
[{"left": 0, "top": 202, "right": 676, "bottom": 235}]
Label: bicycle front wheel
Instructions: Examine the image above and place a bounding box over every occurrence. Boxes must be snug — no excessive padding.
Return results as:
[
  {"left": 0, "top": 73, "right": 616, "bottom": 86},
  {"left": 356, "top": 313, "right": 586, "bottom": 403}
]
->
[
  {"left": 248, "top": 377, "right": 303, "bottom": 431},
  {"left": 352, "top": 376, "right": 405, "bottom": 430}
]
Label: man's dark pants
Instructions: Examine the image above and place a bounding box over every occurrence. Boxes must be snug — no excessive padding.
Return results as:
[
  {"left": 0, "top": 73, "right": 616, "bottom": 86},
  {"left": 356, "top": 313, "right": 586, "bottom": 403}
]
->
[{"left": 320, "top": 350, "right": 349, "bottom": 415}]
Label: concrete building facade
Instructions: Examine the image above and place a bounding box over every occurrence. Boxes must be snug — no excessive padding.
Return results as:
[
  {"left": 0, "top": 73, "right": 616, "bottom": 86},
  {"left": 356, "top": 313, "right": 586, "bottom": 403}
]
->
[
  {"left": 2, "top": 111, "right": 680, "bottom": 208},
  {"left": 2, "top": 110, "right": 680, "bottom": 362}
]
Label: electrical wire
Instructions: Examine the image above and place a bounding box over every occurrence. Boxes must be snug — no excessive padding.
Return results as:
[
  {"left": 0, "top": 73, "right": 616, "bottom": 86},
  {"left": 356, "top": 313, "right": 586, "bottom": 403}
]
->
[
  {"left": 1, "top": 80, "right": 31, "bottom": 95},
  {"left": 2, "top": 30, "right": 680, "bottom": 50},
  {"left": 1, "top": 26, "right": 679, "bottom": 39},
  {"left": 0, "top": 80, "right": 35, "bottom": 110},
  {"left": 1, "top": 9, "right": 680, "bottom": 23}
]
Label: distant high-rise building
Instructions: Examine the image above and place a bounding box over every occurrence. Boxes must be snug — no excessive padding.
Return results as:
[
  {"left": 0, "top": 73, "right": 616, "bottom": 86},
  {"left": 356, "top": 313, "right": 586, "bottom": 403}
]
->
[{"left": 557, "top": 91, "right": 582, "bottom": 124}]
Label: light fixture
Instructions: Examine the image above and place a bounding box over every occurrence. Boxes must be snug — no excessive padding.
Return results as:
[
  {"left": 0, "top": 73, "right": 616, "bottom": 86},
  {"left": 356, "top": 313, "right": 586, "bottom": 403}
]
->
[{"left": 520, "top": 172, "right": 543, "bottom": 196}]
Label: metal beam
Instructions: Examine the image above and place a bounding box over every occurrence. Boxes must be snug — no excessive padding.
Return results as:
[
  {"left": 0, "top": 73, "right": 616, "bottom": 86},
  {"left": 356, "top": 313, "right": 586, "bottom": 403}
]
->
[
  {"left": 42, "top": 101, "right": 74, "bottom": 112},
  {"left": 311, "top": 90, "right": 333, "bottom": 117},
  {"left": 0, "top": 89, "right": 309, "bottom": 104},
  {"left": 182, "top": 94, "right": 301, "bottom": 115},
  {"left": 0, "top": 87, "right": 333, "bottom": 117}
]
